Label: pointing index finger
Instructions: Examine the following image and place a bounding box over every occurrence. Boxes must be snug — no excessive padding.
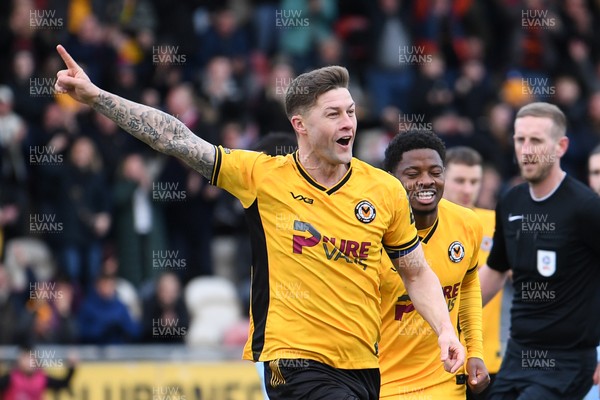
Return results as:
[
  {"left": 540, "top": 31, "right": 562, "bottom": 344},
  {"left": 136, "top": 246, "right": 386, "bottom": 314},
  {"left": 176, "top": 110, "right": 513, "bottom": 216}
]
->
[{"left": 56, "top": 45, "right": 80, "bottom": 71}]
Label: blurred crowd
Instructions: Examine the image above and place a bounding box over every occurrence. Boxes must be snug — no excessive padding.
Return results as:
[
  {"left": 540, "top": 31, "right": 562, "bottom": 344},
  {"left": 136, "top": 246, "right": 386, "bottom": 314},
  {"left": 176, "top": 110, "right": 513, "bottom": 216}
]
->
[{"left": 1, "top": 0, "right": 600, "bottom": 347}]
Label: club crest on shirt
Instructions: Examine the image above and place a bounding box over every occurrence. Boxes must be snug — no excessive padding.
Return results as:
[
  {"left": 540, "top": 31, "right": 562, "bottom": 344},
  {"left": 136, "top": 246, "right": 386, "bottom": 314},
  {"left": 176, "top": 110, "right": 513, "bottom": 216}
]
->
[
  {"left": 448, "top": 241, "right": 465, "bottom": 263},
  {"left": 355, "top": 200, "right": 376, "bottom": 223}
]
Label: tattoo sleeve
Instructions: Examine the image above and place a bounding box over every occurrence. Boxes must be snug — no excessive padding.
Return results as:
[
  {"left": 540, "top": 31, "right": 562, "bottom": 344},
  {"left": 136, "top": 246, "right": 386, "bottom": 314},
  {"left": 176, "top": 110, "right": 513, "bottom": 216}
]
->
[{"left": 91, "top": 90, "right": 215, "bottom": 179}]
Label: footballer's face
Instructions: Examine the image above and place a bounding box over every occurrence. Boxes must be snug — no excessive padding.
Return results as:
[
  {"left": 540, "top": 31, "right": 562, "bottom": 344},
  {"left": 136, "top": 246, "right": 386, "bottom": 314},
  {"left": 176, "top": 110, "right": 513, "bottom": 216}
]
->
[
  {"left": 589, "top": 153, "right": 600, "bottom": 195},
  {"left": 443, "top": 162, "right": 482, "bottom": 208},
  {"left": 392, "top": 148, "right": 445, "bottom": 215},
  {"left": 514, "top": 116, "right": 566, "bottom": 184},
  {"left": 292, "top": 88, "right": 356, "bottom": 167}
]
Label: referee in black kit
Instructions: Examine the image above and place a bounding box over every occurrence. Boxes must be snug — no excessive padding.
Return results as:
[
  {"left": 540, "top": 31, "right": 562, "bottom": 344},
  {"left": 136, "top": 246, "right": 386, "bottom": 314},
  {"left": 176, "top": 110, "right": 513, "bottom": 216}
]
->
[{"left": 479, "top": 102, "right": 600, "bottom": 400}]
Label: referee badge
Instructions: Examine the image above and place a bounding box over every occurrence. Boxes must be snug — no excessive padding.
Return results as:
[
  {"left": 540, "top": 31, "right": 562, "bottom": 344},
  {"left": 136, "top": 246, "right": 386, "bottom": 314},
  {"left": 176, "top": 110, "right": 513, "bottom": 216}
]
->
[
  {"left": 537, "top": 249, "right": 556, "bottom": 277},
  {"left": 448, "top": 241, "right": 465, "bottom": 263},
  {"left": 355, "top": 200, "right": 376, "bottom": 223}
]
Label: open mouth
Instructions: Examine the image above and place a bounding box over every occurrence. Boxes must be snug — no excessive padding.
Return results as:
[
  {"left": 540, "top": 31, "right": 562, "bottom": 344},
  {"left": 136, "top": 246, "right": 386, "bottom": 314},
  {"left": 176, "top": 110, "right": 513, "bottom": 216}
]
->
[
  {"left": 336, "top": 136, "right": 351, "bottom": 146},
  {"left": 416, "top": 190, "right": 435, "bottom": 201},
  {"left": 412, "top": 190, "right": 437, "bottom": 206}
]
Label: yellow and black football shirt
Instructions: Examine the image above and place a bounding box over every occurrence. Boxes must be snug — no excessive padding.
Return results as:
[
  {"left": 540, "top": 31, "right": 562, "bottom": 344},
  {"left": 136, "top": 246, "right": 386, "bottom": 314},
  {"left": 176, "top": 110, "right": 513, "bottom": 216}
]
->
[
  {"left": 473, "top": 207, "right": 503, "bottom": 374},
  {"left": 379, "top": 199, "right": 483, "bottom": 397},
  {"left": 210, "top": 146, "right": 419, "bottom": 369}
]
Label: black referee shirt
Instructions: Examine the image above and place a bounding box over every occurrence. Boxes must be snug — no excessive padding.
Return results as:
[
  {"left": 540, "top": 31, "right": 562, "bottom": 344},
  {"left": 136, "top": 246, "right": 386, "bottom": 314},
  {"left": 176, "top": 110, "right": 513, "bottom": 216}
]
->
[{"left": 488, "top": 175, "right": 600, "bottom": 350}]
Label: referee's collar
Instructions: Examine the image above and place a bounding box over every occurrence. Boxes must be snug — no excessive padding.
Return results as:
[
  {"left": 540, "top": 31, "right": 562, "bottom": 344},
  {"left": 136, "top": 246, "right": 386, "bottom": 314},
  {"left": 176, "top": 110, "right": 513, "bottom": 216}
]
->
[{"left": 529, "top": 172, "right": 566, "bottom": 202}]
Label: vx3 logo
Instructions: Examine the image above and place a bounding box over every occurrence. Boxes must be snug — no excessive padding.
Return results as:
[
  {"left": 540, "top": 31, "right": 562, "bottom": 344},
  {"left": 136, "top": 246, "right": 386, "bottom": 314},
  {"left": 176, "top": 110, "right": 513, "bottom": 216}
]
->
[{"left": 290, "top": 192, "right": 314, "bottom": 204}]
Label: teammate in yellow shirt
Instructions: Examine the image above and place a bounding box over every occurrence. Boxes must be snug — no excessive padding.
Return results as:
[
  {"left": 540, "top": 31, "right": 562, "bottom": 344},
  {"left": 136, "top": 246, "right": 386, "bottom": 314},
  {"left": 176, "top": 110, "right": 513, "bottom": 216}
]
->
[
  {"left": 443, "top": 147, "right": 503, "bottom": 400},
  {"left": 54, "top": 45, "right": 466, "bottom": 400},
  {"left": 379, "top": 131, "right": 490, "bottom": 399}
]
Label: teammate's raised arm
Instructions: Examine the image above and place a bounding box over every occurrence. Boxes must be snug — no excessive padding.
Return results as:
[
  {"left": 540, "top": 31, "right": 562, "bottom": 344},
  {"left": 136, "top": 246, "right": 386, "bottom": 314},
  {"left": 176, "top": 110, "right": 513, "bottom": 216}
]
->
[{"left": 54, "top": 44, "right": 216, "bottom": 179}]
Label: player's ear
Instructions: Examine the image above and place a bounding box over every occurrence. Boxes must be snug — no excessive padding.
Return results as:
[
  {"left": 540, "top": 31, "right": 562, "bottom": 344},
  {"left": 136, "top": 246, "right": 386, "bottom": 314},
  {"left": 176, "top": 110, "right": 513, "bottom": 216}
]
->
[
  {"left": 556, "top": 135, "right": 569, "bottom": 158},
  {"left": 290, "top": 115, "right": 306, "bottom": 136}
]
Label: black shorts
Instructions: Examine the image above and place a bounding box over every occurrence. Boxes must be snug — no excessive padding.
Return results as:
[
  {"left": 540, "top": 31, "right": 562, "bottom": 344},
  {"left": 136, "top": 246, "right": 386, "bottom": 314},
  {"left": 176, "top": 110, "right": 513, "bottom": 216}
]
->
[
  {"left": 263, "top": 358, "right": 380, "bottom": 400},
  {"left": 488, "top": 339, "right": 597, "bottom": 400}
]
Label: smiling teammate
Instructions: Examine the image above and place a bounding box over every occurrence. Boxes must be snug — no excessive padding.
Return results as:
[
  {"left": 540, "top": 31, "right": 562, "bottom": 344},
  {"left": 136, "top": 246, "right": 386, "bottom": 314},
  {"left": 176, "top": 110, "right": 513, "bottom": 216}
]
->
[
  {"left": 379, "top": 131, "right": 489, "bottom": 399},
  {"left": 54, "top": 45, "right": 465, "bottom": 399}
]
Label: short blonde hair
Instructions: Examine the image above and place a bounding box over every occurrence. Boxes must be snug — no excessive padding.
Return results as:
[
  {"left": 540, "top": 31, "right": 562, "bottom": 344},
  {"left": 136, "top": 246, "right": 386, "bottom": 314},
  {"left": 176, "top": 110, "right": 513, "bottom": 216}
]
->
[{"left": 516, "top": 102, "right": 566, "bottom": 139}]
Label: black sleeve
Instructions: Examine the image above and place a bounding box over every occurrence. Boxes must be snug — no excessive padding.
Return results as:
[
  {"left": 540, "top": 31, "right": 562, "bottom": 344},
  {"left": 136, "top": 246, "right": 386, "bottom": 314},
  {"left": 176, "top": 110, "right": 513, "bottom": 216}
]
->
[
  {"left": 487, "top": 198, "right": 510, "bottom": 272},
  {"left": 46, "top": 366, "right": 75, "bottom": 390},
  {"left": 577, "top": 194, "right": 600, "bottom": 260}
]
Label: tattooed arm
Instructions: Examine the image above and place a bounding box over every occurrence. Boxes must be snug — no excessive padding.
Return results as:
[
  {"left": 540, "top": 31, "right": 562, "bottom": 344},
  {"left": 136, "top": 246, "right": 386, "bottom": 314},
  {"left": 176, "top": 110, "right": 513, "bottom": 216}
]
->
[
  {"left": 54, "top": 45, "right": 215, "bottom": 179},
  {"left": 91, "top": 91, "right": 215, "bottom": 178}
]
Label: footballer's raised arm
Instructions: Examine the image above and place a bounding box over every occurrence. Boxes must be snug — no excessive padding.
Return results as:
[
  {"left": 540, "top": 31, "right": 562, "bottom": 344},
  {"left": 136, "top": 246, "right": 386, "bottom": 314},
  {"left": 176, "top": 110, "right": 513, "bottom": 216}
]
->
[
  {"left": 54, "top": 44, "right": 215, "bottom": 179},
  {"left": 393, "top": 244, "right": 465, "bottom": 373}
]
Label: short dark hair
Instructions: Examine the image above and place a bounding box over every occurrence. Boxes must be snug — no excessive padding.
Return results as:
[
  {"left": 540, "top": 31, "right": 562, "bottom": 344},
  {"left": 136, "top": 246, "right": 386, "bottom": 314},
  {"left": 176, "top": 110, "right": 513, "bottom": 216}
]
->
[
  {"left": 590, "top": 144, "right": 600, "bottom": 158},
  {"left": 284, "top": 66, "right": 349, "bottom": 118},
  {"left": 253, "top": 132, "right": 298, "bottom": 156},
  {"left": 383, "top": 131, "right": 446, "bottom": 172},
  {"left": 445, "top": 146, "right": 482, "bottom": 167}
]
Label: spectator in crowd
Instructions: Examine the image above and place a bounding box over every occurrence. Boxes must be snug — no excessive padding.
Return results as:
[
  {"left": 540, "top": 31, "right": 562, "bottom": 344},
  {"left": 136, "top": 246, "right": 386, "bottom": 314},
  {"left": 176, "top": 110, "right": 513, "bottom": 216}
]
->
[
  {"left": 366, "top": 0, "right": 414, "bottom": 117},
  {"left": 64, "top": 13, "right": 116, "bottom": 88},
  {"left": 251, "top": 61, "right": 296, "bottom": 137},
  {"left": 197, "top": 7, "right": 251, "bottom": 76},
  {"left": 141, "top": 271, "right": 189, "bottom": 343},
  {"left": 278, "top": 0, "right": 337, "bottom": 73},
  {"left": 7, "top": 50, "right": 52, "bottom": 127},
  {"left": 199, "top": 56, "right": 246, "bottom": 126},
  {"left": 411, "top": 0, "right": 474, "bottom": 72},
  {"left": 589, "top": 144, "right": 600, "bottom": 195},
  {"left": 112, "top": 153, "right": 167, "bottom": 288},
  {"left": 30, "top": 102, "right": 75, "bottom": 223},
  {"left": 54, "top": 136, "right": 111, "bottom": 287},
  {"left": 0, "top": 264, "right": 20, "bottom": 344},
  {"left": 410, "top": 53, "right": 454, "bottom": 121},
  {"left": 454, "top": 58, "right": 493, "bottom": 122},
  {"left": 16, "top": 273, "right": 78, "bottom": 345},
  {"left": 250, "top": 0, "right": 280, "bottom": 58},
  {"left": 161, "top": 82, "right": 221, "bottom": 282},
  {"left": 0, "top": 85, "right": 27, "bottom": 186},
  {"left": 0, "top": 344, "right": 77, "bottom": 400},
  {"left": 82, "top": 112, "right": 141, "bottom": 184},
  {"left": 0, "top": 192, "right": 22, "bottom": 258},
  {"left": 78, "top": 272, "right": 140, "bottom": 344}
]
